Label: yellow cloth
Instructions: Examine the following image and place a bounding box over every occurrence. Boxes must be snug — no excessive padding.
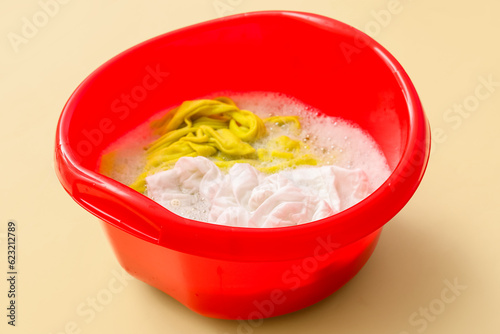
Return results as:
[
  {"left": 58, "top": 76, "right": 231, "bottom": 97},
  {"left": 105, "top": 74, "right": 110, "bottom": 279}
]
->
[{"left": 111, "top": 97, "right": 319, "bottom": 193}]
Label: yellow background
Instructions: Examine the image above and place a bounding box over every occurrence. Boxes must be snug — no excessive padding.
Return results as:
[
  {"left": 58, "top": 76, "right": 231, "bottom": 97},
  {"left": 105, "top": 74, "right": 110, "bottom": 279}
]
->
[{"left": 1, "top": 0, "right": 499, "bottom": 333}]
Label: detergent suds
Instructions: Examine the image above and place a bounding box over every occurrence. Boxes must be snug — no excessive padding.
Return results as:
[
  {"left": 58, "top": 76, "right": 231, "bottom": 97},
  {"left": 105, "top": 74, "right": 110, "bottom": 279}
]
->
[{"left": 99, "top": 92, "right": 391, "bottom": 227}]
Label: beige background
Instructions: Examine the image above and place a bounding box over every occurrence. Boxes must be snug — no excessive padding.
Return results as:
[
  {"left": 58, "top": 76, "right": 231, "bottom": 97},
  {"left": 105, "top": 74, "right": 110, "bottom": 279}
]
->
[{"left": 1, "top": 0, "right": 499, "bottom": 333}]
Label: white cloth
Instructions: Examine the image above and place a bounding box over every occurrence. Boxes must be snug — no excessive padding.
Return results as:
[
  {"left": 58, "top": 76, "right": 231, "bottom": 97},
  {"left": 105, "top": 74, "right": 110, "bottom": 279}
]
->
[{"left": 146, "top": 156, "right": 371, "bottom": 228}]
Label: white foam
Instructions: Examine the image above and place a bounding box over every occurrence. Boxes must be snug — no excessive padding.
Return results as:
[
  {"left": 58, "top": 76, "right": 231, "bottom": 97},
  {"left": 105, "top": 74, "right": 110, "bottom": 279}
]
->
[{"left": 226, "top": 92, "right": 391, "bottom": 191}]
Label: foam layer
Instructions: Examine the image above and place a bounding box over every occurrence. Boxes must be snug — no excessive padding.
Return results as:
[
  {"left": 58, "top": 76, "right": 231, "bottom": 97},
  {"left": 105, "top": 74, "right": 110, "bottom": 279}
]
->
[{"left": 222, "top": 92, "right": 391, "bottom": 191}]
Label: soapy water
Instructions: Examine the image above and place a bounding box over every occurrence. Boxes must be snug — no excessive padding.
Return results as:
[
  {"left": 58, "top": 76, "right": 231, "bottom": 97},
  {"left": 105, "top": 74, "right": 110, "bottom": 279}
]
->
[
  {"left": 100, "top": 92, "right": 391, "bottom": 226},
  {"left": 229, "top": 92, "right": 390, "bottom": 191}
]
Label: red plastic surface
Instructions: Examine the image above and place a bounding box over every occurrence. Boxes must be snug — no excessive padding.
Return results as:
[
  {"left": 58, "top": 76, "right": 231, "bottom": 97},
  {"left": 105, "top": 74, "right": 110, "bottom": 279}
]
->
[{"left": 54, "top": 11, "right": 430, "bottom": 319}]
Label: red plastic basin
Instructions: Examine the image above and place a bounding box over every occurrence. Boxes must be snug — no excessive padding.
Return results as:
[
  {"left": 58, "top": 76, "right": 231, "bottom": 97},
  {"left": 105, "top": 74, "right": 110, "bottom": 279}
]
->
[{"left": 55, "top": 11, "right": 430, "bottom": 319}]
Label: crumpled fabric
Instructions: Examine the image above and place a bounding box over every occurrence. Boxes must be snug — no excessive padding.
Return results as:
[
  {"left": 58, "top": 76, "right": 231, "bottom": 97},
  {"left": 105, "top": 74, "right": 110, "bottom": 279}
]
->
[
  {"left": 130, "top": 97, "right": 266, "bottom": 193},
  {"left": 127, "top": 97, "right": 313, "bottom": 193},
  {"left": 146, "top": 156, "right": 371, "bottom": 228}
]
